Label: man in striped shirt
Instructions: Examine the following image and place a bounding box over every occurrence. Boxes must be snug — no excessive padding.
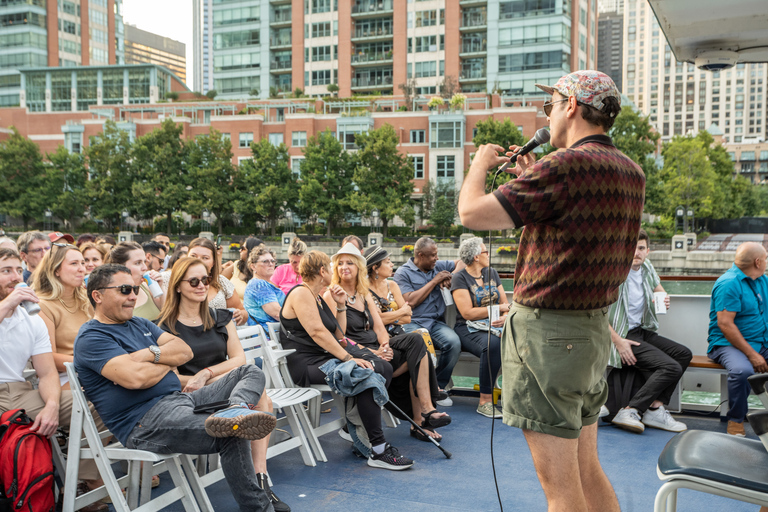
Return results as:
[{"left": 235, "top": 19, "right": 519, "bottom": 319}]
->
[{"left": 608, "top": 229, "right": 691, "bottom": 433}]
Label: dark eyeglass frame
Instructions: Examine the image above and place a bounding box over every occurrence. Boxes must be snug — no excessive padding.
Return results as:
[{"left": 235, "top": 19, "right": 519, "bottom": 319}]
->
[
  {"left": 543, "top": 98, "right": 570, "bottom": 116},
  {"left": 99, "top": 285, "right": 140, "bottom": 295},
  {"left": 181, "top": 276, "right": 210, "bottom": 287},
  {"left": 25, "top": 246, "right": 51, "bottom": 254}
]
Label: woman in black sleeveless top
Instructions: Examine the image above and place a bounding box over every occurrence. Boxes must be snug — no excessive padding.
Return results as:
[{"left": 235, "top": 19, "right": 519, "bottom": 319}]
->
[
  {"left": 279, "top": 250, "right": 414, "bottom": 471},
  {"left": 325, "top": 244, "right": 451, "bottom": 443}
]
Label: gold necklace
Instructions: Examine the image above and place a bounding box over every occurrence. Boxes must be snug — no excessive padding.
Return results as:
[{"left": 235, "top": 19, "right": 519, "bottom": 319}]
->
[
  {"left": 58, "top": 297, "right": 78, "bottom": 314},
  {"left": 179, "top": 315, "right": 201, "bottom": 325}
]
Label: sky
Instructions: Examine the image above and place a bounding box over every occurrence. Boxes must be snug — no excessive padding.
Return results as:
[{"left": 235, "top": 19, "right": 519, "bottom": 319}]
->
[{"left": 122, "top": 0, "right": 194, "bottom": 88}]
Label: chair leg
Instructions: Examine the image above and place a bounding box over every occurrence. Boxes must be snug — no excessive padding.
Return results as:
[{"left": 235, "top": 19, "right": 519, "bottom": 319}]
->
[
  {"left": 283, "top": 405, "right": 317, "bottom": 467},
  {"left": 165, "top": 457, "right": 202, "bottom": 512},
  {"left": 180, "top": 455, "right": 215, "bottom": 512},
  {"left": 296, "top": 402, "right": 328, "bottom": 463}
]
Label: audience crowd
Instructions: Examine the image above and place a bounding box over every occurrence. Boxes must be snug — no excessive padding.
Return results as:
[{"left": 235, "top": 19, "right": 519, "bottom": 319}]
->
[{"left": 0, "top": 226, "right": 734, "bottom": 510}]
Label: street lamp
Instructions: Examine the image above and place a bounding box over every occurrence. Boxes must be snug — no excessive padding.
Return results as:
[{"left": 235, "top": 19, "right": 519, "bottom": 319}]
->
[
  {"left": 44, "top": 208, "right": 52, "bottom": 232},
  {"left": 121, "top": 210, "right": 129, "bottom": 232},
  {"left": 371, "top": 208, "right": 379, "bottom": 233},
  {"left": 285, "top": 208, "right": 293, "bottom": 230},
  {"left": 202, "top": 208, "right": 210, "bottom": 231}
]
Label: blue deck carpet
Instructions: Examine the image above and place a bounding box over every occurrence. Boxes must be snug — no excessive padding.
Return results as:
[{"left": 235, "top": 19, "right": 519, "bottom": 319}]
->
[{"left": 129, "top": 396, "right": 760, "bottom": 511}]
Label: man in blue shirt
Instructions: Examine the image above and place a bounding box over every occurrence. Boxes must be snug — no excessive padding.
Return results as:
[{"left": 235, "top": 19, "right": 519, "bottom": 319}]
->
[
  {"left": 708, "top": 242, "right": 768, "bottom": 437},
  {"left": 75, "top": 264, "right": 277, "bottom": 511},
  {"left": 394, "top": 237, "right": 465, "bottom": 397}
]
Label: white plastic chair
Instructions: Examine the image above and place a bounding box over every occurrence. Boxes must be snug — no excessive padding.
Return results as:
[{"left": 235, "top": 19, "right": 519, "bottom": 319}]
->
[{"left": 62, "top": 363, "right": 214, "bottom": 512}]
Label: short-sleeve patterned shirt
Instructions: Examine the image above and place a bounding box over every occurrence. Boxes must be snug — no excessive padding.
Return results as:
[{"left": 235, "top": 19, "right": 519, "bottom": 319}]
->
[{"left": 493, "top": 134, "right": 645, "bottom": 310}]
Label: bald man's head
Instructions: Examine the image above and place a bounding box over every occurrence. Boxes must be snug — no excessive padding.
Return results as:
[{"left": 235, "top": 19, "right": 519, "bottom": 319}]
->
[{"left": 734, "top": 242, "right": 767, "bottom": 273}]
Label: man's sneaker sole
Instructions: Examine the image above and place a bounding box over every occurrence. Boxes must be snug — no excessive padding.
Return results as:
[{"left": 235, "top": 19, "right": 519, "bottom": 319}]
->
[
  {"left": 642, "top": 420, "right": 687, "bottom": 432},
  {"left": 611, "top": 420, "right": 645, "bottom": 434},
  {"left": 367, "top": 457, "right": 414, "bottom": 471},
  {"left": 205, "top": 412, "right": 276, "bottom": 440}
]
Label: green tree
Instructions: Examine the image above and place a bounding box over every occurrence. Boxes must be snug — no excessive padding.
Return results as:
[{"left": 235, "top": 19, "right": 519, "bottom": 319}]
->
[
  {"left": 422, "top": 180, "right": 457, "bottom": 237},
  {"left": 0, "top": 128, "right": 47, "bottom": 229},
  {"left": 349, "top": 124, "right": 414, "bottom": 237},
  {"left": 131, "top": 118, "right": 189, "bottom": 233},
  {"left": 86, "top": 121, "right": 137, "bottom": 230},
  {"left": 659, "top": 136, "right": 717, "bottom": 219},
  {"left": 237, "top": 138, "right": 297, "bottom": 235},
  {"left": 45, "top": 146, "right": 89, "bottom": 229},
  {"left": 471, "top": 118, "right": 525, "bottom": 189},
  {"left": 186, "top": 129, "right": 238, "bottom": 234},
  {"left": 299, "top": 130, "right": 355, "bottom": 236}
]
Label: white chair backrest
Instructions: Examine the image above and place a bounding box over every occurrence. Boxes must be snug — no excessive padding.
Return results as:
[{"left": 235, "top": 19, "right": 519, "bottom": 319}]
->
[
  {"left": 266, "top": 322, "right": 282, "bottom": 348},
  {"left": 64, "top": 363, "right": 103, "bottom": 451}
]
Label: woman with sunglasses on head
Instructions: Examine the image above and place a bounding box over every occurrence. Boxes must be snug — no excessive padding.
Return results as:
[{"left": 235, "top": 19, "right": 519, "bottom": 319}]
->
[
  {"left": 33, "top": 243, "right": 92, "bottom": 388},
  {"left": 272, "top": 237, "right": 306, "bottom": 295},
  {"left": 243, "top": 245, "right": 285, "bottom": 332},
  {"left": 80, "top": 241, "right": 108, "bottom": 276},
  {"left": 169, "top": 238, "right": 247, "bottom": 325},
  {"left": 155, "top": 257, "right": 290, "bottom": 512},
  {"left": 230, "top": 237, "right": 262, "bottom": 300},
  {"left": 280, "top": 250, "right": 414, "bottom": 471},
  {"left": 326, "top": 243, "right": 450, "bottom": 442},
  {"left": 450, "top": 237, "right": 508, "bottom": 418},
  {"left": 105, "top": 242, "right": 164, "bottom": 320}
]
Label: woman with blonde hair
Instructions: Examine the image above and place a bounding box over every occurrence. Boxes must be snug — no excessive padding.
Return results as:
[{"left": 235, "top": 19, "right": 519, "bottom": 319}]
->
[
  {"left": 155, "top": 257, "right": 289, "bottom": 511},
  {"left": 80, "top": 241, "right": 109, "bottom": 275},
  {"left": 33, "top": 243, "right": 92, "bottom": 388},
  {"left": 325, "top": 243, "right": 450, "bottom": 442},
  {"left": 271, "top": 237, "right": 306, "bottom": 294},
  {"left": 106, "top": 241, "right": 165, "bottom": 320}
]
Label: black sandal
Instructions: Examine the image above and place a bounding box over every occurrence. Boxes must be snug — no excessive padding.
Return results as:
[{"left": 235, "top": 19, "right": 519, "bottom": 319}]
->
[
  {"left": 410, "top": 426, "right": 442, "bottom": 442},
  {"left": 421, "top": 410, "right": 451, "bottom": 429}
]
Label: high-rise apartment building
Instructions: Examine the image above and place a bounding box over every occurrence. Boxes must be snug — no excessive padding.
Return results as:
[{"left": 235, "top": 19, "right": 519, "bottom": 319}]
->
[
  {"left": 0, "top": 0, "right": 124, "bottom": 107},
  {"left": 596, "top": 10, "right": 622, "bottom": 91},
  {"left": 192, "top": 0, "right": 214, "bottom": 94},
  {"left": 623, "top": 0, "right": 766, "bottom": 143},
  {"left": 208, "top": 0, "right": 597, "bottom": 101},
  {"left": 124, "top": 24, "right": 186, "bottom": 84}
]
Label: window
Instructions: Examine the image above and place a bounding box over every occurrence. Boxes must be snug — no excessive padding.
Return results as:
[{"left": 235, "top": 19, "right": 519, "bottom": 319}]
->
[
  {"left": 312, "top": 69, "right": 332, "bottom": 85},
  {"left": 414, "top": 61, "right": 437, "bottom": 78},
  {"left": 291, "top": 158, "right": 303, "bottom": 180},
  {"left": 213, "top": 6, "right": 260, "bottom": 26},
  {"left": 221, "top": 133, "right": 230, "bottom": 141},
  {"left": 239, "top": 133, "right": 253, "bottom": 148},
  {"left": 312, "top": 0, "right": 331, "bottom": 13},
  {"left": 412, "top": 156, "right": 424, "bottom": 179},
  {"left": 214, "top": 30, "right": 260, "bottom": 50},
  {"left": 415, "top": 10, "right": 437, "bottom": 27},
  {"left": 410, "top": 130, "right": 425, "bottom": 143},
  {"left": 292, "top": 131, "right": 307, "bottom": 147},
  {"left": 430, "top": 121, "right": 463, "bottom": 149},
  {"left": 436, "top": 155, "right": 455, "bottom": 179},
  {"left": 269, "top": 133, "right": 284, "bottom": 146},
  {"left": 414, "top": 36, "right": 437, "bottom": 53},
  {"left": 312, "top": 22, "right": 331, "bottom": 37},
  {"left": 312, "top": 46, "right": 332, "bottom": 62}
]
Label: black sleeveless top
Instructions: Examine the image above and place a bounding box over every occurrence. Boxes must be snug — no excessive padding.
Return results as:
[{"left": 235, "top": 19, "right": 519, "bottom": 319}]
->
[
  {"left": 345, "top": 298, "right": 378, "bottom": 348},
  {"left": 279, "top": 285, "right": 338, "bottom": 356}
]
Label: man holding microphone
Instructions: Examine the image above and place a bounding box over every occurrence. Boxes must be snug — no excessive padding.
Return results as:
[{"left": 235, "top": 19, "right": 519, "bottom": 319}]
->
[{"left": 458, "top": 71, "right": 645, "bottom": 512}]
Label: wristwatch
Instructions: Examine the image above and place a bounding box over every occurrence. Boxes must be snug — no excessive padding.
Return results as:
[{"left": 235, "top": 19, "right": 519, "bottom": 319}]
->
[{"left": 148, "top": 345, "right": 161, "bottom": 363}]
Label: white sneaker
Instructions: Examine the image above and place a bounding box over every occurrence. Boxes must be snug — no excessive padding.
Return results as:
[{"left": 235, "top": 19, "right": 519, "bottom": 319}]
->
[
  {"left": 599, "top": 405, "right": 609, "bottom": 418},
  {"left": 642, "top": 406, "right": 687, "bottom": 433},
  {"left": 339, "top": 427, "right": 353, "bottom": 442},
  {"left": 436, "top": 397, "right": 453, "bottom": 407},
  {"left": 611, "top": 407, "right": 645, "bottom": 433}
]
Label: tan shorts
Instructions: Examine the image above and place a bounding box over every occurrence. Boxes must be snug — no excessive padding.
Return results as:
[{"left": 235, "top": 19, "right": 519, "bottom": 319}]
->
[{"left": 501, "top": 303, "right": 610, "bottom": 439}]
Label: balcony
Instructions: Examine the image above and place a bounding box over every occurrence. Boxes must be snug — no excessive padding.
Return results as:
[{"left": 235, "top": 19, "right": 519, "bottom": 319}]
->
[
  {"left": 460, "top": 13, "right": 487, "bottom": 31},
  {"left": 460, "top": 40, "right": 487, "bottom": 56},
  {"left": 351, "top": 25, "right": 394, "bottom": 42},
  {"left": 460, "top": 0, "right": 487, "bottom": 5},
  {"left": 351, "top": 51, "right": 393, "bottom": 66},
  {"left": 270, "top": 61, "right": 292, "bottom": 74},
  {"left": 351, "top": 75, "right": 393, "bottom": 90},
  {"left": 270, "top": 10, "right": 291, "bottom": 27},
  {"left": 269, "top": 0, "right": 291, "bottom": 5},
  {"left": 459, "top": 68, "right": 486, "bottom": 82},
  {"left": 351, "top": 0, "right": 394, "bottom": 19},
  {"left": 270, "top": 37, "right": 291, "bottom": 49}
]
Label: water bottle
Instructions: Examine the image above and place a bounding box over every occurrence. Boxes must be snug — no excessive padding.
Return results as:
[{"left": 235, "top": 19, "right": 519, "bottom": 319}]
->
[
  {"left": 143, "top": 273, "right": 164, "bottom": 298},
  {"left": 15, "top": 283, "right": 40, "bottom": 316}
]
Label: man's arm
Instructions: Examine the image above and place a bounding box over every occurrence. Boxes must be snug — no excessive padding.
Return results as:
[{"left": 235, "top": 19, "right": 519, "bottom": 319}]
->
[
  {"left": 28, "top": 352, "right": 61, "bottom": 437},
  {"left": 653, "top": 284, "right": 670, "bottom": 310},
  {"left": 101, "top": 332, "right": 192, "bottom": 390},
  {"left": 401, "top": 271, "right": 451, "bottom": 308},
  {"left": 154, "top": 332, "right": 195, "bottom": 365},
  {"left": 717, "top": 310, "right": 768, "bottom": 373},
  {"left": 608, "top": 324, "right": 640, "bottom": 366},
  {"left": 459, "top": 144, "right": 524, "bottom": 230}
]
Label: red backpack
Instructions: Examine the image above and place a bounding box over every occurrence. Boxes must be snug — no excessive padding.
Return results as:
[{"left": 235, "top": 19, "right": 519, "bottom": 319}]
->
[{"left": 0, "top": 409, "right": 55, "bottom": 512}]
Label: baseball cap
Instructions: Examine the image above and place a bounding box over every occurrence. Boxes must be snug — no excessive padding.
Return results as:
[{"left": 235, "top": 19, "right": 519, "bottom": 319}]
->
[
  {"left": 49, "top": 232, "right": 75, "bottom": 243},
  {"left": 536, "top": 70, "right": 621, "bottom": 115}
]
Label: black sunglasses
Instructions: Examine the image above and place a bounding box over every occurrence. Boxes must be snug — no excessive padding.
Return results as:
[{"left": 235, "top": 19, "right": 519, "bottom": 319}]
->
[
  {"left": 182, "top": 276, "right": 210, "bottom": 287},
  {"left": 99, "top": 285, "right": 140, "bottom": 295},
  {"left": 543, "top": 98, "right": 569, "bottom": 116}
]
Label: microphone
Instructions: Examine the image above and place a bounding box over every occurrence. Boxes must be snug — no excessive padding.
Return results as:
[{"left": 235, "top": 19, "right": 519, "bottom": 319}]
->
[{"left": 496, "top": 128, "right": 551, "bottom": 174}]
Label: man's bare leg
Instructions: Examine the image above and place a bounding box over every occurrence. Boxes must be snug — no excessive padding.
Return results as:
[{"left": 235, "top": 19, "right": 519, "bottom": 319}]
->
[{"left": 578, "top": 422, "right": 620, "bottom": 512}]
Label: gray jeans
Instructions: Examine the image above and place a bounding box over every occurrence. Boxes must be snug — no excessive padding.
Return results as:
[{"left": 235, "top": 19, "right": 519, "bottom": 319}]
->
[{"left": 125, "top": 365, "right": 274, "bottom": 512}]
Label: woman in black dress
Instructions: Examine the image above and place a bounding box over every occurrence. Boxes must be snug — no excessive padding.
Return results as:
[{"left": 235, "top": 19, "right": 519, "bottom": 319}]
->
[
  {"left": 280, "top": 250, "right": 414, "bottom": 471},
  {"left": 155, "top": 257, "right": 289, "bottom": 512},
  {"left": 324, "top": 243, "right": 450, "bottom": 442}
]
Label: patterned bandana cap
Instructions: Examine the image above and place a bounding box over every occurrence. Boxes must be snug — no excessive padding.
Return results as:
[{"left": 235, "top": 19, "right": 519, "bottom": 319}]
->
[{"left": 535, "top": 70, "right": 620, "bottom": 115}]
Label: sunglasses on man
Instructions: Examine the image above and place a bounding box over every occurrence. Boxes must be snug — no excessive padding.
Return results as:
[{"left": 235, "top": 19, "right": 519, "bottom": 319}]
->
[{"left": 99, "top": 285, "right": 141, "bottom": 295}]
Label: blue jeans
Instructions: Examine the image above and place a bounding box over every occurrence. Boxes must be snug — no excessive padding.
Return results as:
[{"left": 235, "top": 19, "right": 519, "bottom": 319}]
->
[
  {"left": 455, "top": 324, "right": 502, "bottom": 395},
  {"left": 403, "top": 321, "right": 461, "bottom": 389},
  {"left": 709, "top": 344, "right": 768, "bottom": 423},
  {"left": 125, "top": 365, "right": 274, "bottom": 512}
]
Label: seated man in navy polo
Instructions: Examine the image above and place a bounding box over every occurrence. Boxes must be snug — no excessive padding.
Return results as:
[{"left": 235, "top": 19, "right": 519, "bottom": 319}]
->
[
  {"left": 708, "top": 242, "right": 768, "bottom": 438},
  {"left": 394, "top": 237, "right": 465, "bottom": 401},
  {"left": 74, "top": 264, "right": 277, "bottom": 512}
]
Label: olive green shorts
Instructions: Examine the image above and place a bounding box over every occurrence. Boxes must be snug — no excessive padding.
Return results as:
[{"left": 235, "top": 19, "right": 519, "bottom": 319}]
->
[{"left": 501, "top": 302, "right": 611, "bottom": 439}]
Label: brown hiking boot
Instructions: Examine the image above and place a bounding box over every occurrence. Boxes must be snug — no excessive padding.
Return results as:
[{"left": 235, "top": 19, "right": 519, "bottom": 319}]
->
[{"left": 727, "top": 420, "right": 746, "bottom": 437}]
